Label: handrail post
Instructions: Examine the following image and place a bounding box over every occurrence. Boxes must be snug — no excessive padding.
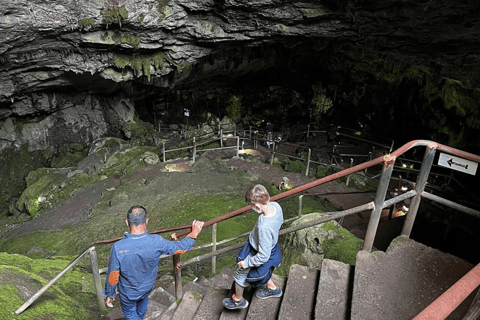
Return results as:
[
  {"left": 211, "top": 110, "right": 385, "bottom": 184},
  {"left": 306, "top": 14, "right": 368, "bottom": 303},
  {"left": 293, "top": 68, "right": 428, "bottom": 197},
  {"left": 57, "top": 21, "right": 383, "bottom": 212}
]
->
[
  {"left": 307, "top": 125, "right": 310, "bottom": 139},
  {"left": 401, "top": 143, "right": 437, "bottom": 238},
  {"left": 270, "top": 142, "right": 275, "bottom": 166},
  {"left": 346, "top": 158, "right": 353, "bottom": 186},
  {"left": 236, "top": 136, "right": 239, "bottom": 157},
  {"left": 298, "top": 195, "right": 303, "bottom": 216},
  {"left": 363, "top": 155, "right": 396, "bottom": 252},
  {"left": 249, "top": 126, "right": 252, "bottom": 138},
  {"left": 163, "top": 142, "right": 166, "bottom": 163},
  {"left": 89, "top": 248, "right": 106, "bottom": 312},
  {"left": 173, "top": 254, "right": 182, "bottom": 299},
  {"left": 192, "top": 137, "right": 196, "bottom": 163},
  {"left": 212, "top": 223, "right": 217, "bottom": 275},
  {"left": 220, "top": 129, "right": 223, "bottom": 148},
  {"left": 305, "top": 149, "right": 311, "bottom": 177}
]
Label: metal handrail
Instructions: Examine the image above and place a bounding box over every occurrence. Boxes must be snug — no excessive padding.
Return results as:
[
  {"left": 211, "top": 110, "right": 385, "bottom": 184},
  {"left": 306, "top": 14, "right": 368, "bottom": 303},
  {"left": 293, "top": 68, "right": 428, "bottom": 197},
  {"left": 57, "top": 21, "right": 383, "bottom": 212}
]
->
[{"left": 14, "top": 139, "right": 480, "bottom": 319}]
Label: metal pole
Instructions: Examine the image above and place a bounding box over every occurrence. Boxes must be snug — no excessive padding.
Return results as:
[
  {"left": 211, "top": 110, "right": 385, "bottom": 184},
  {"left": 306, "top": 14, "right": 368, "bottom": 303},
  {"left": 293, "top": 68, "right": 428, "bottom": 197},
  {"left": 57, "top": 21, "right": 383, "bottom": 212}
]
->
[
  {"left": 363, "top": 155, "right": 396, "bottom": 252},
  {"left": 89, "top": 248, "right": 106, "bottom": 312},
  {"left": 192, "top": 137, "right": 196, "bottom": 163},
  {"left": 173, "top": 254, "right": 182, "bottom": 299},
  {"left": 298, "top": 195, "right": 303, "bottom": 216},
  {"left": 401, "top": 143, "right": 437, "bottom": 238},
  {"left": 346, "top": 158, "right": 353, "bottom": 186},
  {"left": 212, "top": 223, "right": 217, "bottom": 275},
  {"left": 15, "top": 247, "right": 95, "bottom": 315},
  {"left": 220, "top": 129, "right": 223, "bottom": 148},
  {"left": 163, "top": 142, "right": 166, "bottom": 163},
  {"left": 236, "top": 137, "right": 239, "bottom": 157},
  {"left": 270, "top": 142, "right": 275, "bottom": 166},
  {"left": 305, "top": 149, "right": 311, "bottom": 176}
]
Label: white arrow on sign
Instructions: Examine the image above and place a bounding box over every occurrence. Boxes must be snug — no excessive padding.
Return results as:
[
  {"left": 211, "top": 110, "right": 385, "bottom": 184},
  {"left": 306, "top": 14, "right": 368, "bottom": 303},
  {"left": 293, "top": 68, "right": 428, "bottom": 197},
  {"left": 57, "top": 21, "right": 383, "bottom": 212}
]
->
[{"left": 438, "top": 153, "right": 478, "bottom": 175}]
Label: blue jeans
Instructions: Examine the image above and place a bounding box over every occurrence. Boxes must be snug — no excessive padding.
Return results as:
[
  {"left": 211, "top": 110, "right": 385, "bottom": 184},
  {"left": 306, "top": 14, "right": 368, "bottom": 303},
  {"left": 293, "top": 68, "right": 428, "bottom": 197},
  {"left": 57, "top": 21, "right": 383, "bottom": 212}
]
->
[{"left": 119, "top": 292, "right": 149, "bottom": 320}]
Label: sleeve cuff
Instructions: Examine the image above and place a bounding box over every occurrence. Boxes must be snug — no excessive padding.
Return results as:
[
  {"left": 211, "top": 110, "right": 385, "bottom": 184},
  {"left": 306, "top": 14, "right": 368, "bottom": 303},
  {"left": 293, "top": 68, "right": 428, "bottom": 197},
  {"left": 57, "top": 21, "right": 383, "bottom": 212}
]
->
[{"left": 187, "top": 233, "right": 197, "bottom": 239}]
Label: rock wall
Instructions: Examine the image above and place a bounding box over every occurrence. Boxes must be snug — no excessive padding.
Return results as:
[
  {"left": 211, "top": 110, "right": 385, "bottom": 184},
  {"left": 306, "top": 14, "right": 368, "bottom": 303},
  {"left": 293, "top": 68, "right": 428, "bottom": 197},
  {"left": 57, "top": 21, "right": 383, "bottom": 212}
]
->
[{"left": 0, "top": 92, "right": 134, "bottom": 153}]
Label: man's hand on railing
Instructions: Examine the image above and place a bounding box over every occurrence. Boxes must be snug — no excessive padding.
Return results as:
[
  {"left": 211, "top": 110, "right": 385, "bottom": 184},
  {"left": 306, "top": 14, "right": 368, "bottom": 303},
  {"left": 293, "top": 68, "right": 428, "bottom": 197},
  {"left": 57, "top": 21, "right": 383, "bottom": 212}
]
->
[{"left": 190, "top": 220, "right": 205, "bottom": 238}]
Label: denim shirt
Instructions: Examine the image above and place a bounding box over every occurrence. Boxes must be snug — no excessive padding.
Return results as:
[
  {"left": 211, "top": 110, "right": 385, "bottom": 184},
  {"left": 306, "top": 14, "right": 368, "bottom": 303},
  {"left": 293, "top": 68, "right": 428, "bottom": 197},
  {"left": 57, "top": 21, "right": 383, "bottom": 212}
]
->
[{"left": 104, "top": 231, "right": 195, "bottom": 300}]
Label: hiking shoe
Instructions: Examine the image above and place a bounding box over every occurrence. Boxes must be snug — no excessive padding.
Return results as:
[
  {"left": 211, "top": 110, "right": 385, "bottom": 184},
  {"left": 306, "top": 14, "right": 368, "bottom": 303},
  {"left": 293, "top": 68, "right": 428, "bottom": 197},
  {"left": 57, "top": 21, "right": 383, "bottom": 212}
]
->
[
  {"left": 222, "top": 295, "right": 249, "bottom": 310},
  {"left": 255, "top": 285, "right": 282, "bottom": 299}
]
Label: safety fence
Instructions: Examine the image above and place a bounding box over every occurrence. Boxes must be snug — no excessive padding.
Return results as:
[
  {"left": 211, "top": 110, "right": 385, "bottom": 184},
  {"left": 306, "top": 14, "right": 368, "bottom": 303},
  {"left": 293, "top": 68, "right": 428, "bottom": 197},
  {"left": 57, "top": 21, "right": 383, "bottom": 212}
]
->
[{"left": 14, "top": 138, "right": 480, "bottom": 320}]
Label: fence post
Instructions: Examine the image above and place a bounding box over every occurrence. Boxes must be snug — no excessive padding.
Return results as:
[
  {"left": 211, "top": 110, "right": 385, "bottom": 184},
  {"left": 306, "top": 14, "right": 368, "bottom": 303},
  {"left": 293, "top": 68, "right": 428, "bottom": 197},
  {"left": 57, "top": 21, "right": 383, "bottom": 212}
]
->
[
  {"left": 401, "top": 143, "right": 437, "bottom": 238},
  {"left": 173, "top": 254, "right": 182, "bottom": 299},
  {"left": 305, "top": 149, "right": 311, "bottom": 177},
  {"left": 270, "top": 142, "right": 275, "bottom": 166},
  {"left": 307, "top": 125, "right": 310, "bottom": 139},
  {"left": 236, "top": 137, "right": 240, "bottom": 157},
  {"left": 298, "top": 195, "right": 303, "bottom": 216},
  {"left": 192, "top": 137, "right": 196, "bottom": 163},
  {"left": 249, "top": 126, "right": 252, "bottom": 138},
  {"left": 212, "top": 223, "right": 217, "bottom": 275},
  {"left": 163, "top": 142, "right": 166, "bottom": 163},
  {"left": 220, "top": 129, "right": 223, "bottom": 148},
  {"left": 346, "top": 158, "right": 353, "bottom": 186},
  {"left": 89, "top": 248, "right": 106, "bottom": 312},
  {"left": 363, "top": 155, "right": 396, "bottom": 252}
]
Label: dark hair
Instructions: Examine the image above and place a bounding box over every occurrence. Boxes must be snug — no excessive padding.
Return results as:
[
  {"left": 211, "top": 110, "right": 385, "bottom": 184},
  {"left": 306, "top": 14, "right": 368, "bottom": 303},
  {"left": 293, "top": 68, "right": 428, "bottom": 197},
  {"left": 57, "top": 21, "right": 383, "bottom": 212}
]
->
[
  {"left": 127, "top": 205, "right": 147, "bottom": 226},
  {"left": 245, "top": 184, "right": 270, "bottom": 205}
]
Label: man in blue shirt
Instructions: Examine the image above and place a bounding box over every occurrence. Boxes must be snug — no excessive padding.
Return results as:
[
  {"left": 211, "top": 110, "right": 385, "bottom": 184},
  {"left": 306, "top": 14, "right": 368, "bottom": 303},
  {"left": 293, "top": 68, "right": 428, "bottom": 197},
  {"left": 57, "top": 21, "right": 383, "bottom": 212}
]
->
[{"left": 104, "top": 205, "right": 204, "bottom": 320}]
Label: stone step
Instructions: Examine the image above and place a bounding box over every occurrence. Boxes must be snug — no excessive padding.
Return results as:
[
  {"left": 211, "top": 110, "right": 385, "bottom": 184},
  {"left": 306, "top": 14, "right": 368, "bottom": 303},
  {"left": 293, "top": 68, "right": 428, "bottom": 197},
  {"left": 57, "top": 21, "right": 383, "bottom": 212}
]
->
[
  {"left": 277, "top": 264, "right": 319, "bottom": 320},
  {"left": 315, "top": 259, "right": 351, "bottom": 320},
  {"left": 245, "top": 274, "right": 286, "bottom": 320},
  {"left": 144, "top": 286, "right": 177, "bottom": 320},
  {"left": 169, "top": 290, "right": 204, "bottom": 320},
  {"left": 351, "top": 236, "right": 475, "bottom": 320},
  {"left": 193, "top": 287, "right": 230, "bottom": 320},
  {"left": 219, "top": 285, "right": 254, "bottom": 320}
]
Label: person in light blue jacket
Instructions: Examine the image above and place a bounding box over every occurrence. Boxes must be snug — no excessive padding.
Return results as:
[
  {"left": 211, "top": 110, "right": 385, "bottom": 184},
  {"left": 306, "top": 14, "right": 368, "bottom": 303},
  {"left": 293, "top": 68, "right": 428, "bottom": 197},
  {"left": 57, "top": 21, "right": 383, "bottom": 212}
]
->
[
  {"left": 104, "top": 205, "right": 204, "bottom": 320},
  {"left": 223, "top": 184, "right": 284, "bottom": 310}
]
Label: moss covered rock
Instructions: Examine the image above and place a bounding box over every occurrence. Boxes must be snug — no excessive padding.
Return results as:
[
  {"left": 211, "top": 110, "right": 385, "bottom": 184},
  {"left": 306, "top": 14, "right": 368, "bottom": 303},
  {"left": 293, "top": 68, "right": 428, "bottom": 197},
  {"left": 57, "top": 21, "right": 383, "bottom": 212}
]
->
[
  {"left": 0, "top": 252, "right": 95, "bottom": 320},
  {"left": 285, "top": 212, "right": 364, "bottom": 268}
]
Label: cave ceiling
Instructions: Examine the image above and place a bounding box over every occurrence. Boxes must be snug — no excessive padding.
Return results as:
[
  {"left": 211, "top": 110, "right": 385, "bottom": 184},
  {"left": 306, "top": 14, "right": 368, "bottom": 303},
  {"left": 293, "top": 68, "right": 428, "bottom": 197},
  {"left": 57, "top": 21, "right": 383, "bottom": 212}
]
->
[
  {"left": 1, "top": 0, "right": 480, "bottom": 152},
  {"left": 1, "top": 0, "right": 479, "bottom": 101}
]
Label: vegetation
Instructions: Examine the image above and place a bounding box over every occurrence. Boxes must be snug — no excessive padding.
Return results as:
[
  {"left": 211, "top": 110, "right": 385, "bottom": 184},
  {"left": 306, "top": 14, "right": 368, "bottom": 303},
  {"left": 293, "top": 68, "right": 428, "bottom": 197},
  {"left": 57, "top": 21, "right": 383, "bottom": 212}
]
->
[
  {"left": 100, "top": 6, "right": 128, "bottom": 26},
  {"left": 78, "top": 18, "right": 95, "bottom": 29},
  {"left": 0, "top": 252, "right": 95, "bottom": 319}
]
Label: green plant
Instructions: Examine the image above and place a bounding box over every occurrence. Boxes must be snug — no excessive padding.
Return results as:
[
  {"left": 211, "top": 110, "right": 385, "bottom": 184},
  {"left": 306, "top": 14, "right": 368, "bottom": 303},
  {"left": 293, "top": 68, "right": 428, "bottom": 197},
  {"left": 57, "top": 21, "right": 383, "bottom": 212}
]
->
[
  {"left": 78, "top": 18, "right": 95, "bottom": 29},
  {"left": 101, "top": 6, "right": 128, "bottom": 25}
]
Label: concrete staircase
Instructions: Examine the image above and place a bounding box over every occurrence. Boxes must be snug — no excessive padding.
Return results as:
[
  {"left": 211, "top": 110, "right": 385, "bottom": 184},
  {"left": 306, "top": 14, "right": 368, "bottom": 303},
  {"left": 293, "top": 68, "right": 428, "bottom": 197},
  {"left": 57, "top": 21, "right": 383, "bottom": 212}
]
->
[{"left": 131, "top": 237, "right": 476, "bottom": 320}]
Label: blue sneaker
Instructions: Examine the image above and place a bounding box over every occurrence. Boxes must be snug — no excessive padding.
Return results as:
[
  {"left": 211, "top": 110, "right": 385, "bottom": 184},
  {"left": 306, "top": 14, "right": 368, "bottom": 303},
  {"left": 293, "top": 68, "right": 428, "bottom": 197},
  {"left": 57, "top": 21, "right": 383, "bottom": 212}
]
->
[
  {"left": 255, "top": 285, "right": 282, "bottom": 299},
  {"left": 222, "top": 295, "right": 249, "bottom": 310}
]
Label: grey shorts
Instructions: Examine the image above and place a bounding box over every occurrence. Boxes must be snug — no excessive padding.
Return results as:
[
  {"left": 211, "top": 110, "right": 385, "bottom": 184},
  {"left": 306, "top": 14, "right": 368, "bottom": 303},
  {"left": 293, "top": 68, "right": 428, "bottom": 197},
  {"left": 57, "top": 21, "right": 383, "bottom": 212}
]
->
[{"left": 233, "top": 265, "right": 252, "bottom": 287}]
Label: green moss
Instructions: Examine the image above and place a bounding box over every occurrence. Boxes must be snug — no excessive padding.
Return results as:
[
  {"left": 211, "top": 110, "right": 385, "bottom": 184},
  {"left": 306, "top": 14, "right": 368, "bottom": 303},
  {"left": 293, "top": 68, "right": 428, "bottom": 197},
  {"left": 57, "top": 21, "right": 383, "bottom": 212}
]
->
[
  {"left": 0, "top": 253, "right": 93, "bottom": 319},
  {"left": 226, "top": 96, "right": 242, "bottom": 121},
  {"left": 78, "top": 18, "right": 95, "bottom": 29},
  {"left": 289, "top": 160, "right": 307, "bottom": 174},
  {"left": 101, "top": 6, "right": 128, "bottom": 25},
  {"left": 137, "top": 14, "right": 145, "bottom": 23},
  {"left": 157, "top": 0, "right": 172, "bottom": 14},
  {"left": 113, "top": 53, "right": 169, "bottom": 80},
  {"left": 320, "top": 221, "right": 364, "bottom": 265},
  {"left": 315, "top": 165, "right": 331, "bottom": 179}
]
